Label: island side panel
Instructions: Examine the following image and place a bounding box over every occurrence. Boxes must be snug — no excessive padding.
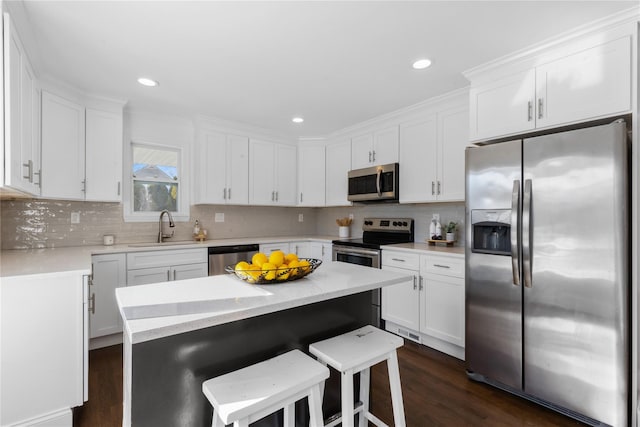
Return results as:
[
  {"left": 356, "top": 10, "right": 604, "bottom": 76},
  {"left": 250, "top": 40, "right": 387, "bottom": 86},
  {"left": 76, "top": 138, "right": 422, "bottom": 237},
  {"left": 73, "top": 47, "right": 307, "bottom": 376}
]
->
[{"left": 130, "top": 291, "right": 373, "bottom": 427}]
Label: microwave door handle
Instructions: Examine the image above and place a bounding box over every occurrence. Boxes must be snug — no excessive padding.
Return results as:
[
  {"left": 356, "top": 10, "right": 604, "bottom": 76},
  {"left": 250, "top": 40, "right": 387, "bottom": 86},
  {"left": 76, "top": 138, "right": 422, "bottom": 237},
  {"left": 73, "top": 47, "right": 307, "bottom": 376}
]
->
[
  {"left": 376, "top": 168, "right": 382, "bottom": 197},
  {"left": 511, "top": 180, "right": 520, "bottom": 286}
]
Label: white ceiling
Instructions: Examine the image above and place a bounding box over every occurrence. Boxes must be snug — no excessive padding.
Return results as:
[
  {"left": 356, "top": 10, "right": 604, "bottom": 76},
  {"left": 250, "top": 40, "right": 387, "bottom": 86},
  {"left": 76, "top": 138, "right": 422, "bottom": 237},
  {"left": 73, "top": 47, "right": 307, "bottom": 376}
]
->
[{"left": 15, "top": 1, "right": 638, "bottom": 139}]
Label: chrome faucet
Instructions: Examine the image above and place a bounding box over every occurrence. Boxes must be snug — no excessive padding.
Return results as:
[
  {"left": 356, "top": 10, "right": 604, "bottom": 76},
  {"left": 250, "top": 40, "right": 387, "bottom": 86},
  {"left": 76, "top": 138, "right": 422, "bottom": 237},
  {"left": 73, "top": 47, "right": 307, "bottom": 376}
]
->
[{"left": 158, "top": 210, "right": 175, "bottom": 243}]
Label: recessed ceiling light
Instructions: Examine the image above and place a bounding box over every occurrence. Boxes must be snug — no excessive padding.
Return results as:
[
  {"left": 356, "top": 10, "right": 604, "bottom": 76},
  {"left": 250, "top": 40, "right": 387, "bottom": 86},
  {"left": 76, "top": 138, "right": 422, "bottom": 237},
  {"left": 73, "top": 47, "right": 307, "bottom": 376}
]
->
[
  {"left": 292, "top": 117, "right": 304, "bottom": 123},
  {"left": 412, "top": 59, "right": 432, "bottom": 70},
  {"left": 137, "top": 77, "right": 159, "bottom": 87}
]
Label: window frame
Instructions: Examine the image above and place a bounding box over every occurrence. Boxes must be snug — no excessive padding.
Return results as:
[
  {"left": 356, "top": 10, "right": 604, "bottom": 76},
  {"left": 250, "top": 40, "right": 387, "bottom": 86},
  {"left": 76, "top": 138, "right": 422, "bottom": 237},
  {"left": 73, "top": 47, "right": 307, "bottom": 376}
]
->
[{"left": 123, "top": 140, "right": 189, "bottom": 223}]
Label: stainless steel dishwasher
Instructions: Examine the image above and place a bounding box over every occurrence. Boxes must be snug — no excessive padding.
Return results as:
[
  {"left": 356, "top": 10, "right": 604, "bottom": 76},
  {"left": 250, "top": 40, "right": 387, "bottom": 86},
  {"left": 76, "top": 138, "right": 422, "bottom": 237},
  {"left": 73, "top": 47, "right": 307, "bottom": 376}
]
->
[{"left": 208, "top": 244, "right": 260, "bottom": 276}]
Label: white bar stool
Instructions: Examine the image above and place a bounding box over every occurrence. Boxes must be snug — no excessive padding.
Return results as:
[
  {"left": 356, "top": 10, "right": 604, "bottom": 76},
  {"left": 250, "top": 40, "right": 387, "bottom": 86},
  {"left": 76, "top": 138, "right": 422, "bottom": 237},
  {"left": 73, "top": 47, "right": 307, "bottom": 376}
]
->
[
  {"left": 309, "top": 325, "right": 406, "bottom": 427},
  {"left": 202, "top": 349, "right": 329, "bottom": 427}
]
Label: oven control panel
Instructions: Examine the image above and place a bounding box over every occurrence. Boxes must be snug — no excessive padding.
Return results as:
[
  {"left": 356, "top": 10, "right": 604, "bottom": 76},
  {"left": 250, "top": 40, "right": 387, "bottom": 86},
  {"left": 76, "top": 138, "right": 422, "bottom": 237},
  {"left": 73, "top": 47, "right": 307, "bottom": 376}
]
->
[{"left": 362, "top": 218, "right": 414, "bottom": 232}]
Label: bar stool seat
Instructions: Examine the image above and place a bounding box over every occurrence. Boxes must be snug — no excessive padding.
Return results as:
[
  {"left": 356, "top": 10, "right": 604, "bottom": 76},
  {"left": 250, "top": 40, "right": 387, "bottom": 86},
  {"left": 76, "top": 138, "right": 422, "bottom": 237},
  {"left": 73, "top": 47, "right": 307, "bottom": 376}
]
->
[
  {"left": 202, "top": 349, "right": 329, "bottom": 427},
  {"left": 309, "top": 325, "right": 406, "bottom": 427}
]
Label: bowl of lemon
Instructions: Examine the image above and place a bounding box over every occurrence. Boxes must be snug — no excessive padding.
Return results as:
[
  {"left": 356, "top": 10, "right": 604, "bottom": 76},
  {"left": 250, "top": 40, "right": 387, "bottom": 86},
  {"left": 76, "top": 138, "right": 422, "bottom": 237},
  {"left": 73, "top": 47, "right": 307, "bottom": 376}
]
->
[{"left": 225, "top": 250, "right": 322, "bottom": 284}]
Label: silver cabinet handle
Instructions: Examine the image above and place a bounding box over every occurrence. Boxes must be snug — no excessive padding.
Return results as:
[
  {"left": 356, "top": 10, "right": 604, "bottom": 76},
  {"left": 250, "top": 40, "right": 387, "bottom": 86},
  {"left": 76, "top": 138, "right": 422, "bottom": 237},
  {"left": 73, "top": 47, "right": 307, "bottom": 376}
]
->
[
  {"left": 34, "top": 169, "right": 41, "bottom": 187},
  {"left": 433, "top": 264, "right": 450, "bottom": 269},
  {"left": 300, "top": 192, "right": 303, "bottom": 203},
  {"left": 437, "top": 181, "right": 441, "bottom": 195},
  {"left": 368, "top": 151, "right": 372, "bottom": 163},
  {"left": 271, "top": 191, "right": 275, "bottom": 201},
  {"left": 276, "top": 191, "right": 278, "bottom": 202},
  {"left": 372, "top": 150, "right": 376, "bottom": 162},
  {"left": 419, "top": 276, "right": 424, "bottom": 291},
  {"left": 173, "top": 269, "right": 176, "bottom": 281},
  {"left": 391, "top": 258, "right": 405, "bottom": 262},
  {"left": 511, "top": 180, "right": 521, "bottom": 286},
  {"left": 167, "top": 270, "right": 171, "bottom": 281},
  {"left": 81, "top": 180, "right": 86, "bottom": 193},
  {"left": 522, "top": 179, "right": 533, "bottom": 288},
  {"left": 431, "top": 181, "right": 435, "bottom": 196},
  {"left": 538, "top": 98, "right": 544, "bottom": 119},
  {"left": 413, "top": 275, "right": 417, "bottom": 290},
  {"left": 321, "top": 246, "right": 325, "bottom": 256},
  {"left": 117, "top": 181, "right": 121, "bottom": 196},
  {"left": 228, "top": 188, "right": 231, "bottom": 200},
  {"left": 22, "top": 160, "right": 33, "bottom": 182},
  {"left": 527, "top": 101, "right": 533, "bottom": 121},
  {"left": 89, "top": 293, "right": 96, "bottom": 315},
  {"left": 223, "top": 188, "right": 227, "bottom": 200}
]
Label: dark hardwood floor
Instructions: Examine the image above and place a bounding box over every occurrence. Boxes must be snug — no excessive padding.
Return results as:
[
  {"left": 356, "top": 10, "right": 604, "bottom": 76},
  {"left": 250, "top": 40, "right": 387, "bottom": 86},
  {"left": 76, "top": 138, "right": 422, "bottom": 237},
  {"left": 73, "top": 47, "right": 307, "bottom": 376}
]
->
[{"left": 74, "top": 342, "right": 585, "bottom": 427}]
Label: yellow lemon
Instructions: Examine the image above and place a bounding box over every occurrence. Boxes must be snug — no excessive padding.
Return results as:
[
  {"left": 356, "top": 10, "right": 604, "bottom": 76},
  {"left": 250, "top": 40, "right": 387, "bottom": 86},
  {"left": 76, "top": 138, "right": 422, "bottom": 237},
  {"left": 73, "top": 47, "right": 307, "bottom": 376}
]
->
[
  {"left": 245, "top": 264, "right": 262, "bottom": 283},
  {"left": 268, "top": 250, "right": 285, "bottom": 267},
  {"left": 252, "top": 252, "right": 268, "bottom": 267},
  {"left": 234, "top": 261, "right": 251, "bottom": 278},
  {"left": 276, "top": 265, "right": 291, "bottom": 281},
  {"left": 261, "top": 262, "right": 277, "bottom": 281},
  {"left": 298, "top": 259, "right": 311, "bottom": 273},
  {"left": 287, "top": 260, "right": 300, "bottom": 277},
  {"left": 284, "top": 253, "right": 299, "bottom": 264}
]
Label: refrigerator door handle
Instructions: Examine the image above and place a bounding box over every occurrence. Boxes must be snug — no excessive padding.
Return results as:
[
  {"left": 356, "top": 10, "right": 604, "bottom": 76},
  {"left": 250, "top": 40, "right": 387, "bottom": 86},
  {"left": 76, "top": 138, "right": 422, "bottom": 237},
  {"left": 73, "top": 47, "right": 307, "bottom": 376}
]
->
[
  {"left": 511, "top": 180, "right": 520, "bottom": 286},
  {"left": 522, "top": 179, "right": 533, "bottom": 288}
]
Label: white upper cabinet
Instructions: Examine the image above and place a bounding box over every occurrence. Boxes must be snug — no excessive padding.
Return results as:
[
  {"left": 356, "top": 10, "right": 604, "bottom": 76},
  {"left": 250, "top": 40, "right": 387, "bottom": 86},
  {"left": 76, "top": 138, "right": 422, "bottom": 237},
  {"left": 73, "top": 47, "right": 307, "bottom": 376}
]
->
[
  {"left": 41, "top": 91, "right": 123, "bottom": 201},
  {"left": 297, "top": 144, "right": 325, "bottom": 206},
  {"left": 195, "top": 131, "right": 249, "bottom": 205},
  {"left": 249, "top": 139, "right": 296, "bottom": 206},
  {"left": 535, "top": 36, "right": 631, "bottom": 128},
  {"left": 351, "top": 126, "right": 399, "bottom": 170},
  {"left": 3, "top": 12, "right": 41, "bottom": 195},
  {"left": 399, "top": 96, "right": 468, "bottom": 203},
  {"left": 85, "top": 108, "right": 123, "bottom": 201},
  {"left": 41, "top": 91, "right": 86, "bottom": 200},
  {"left": 468, "top": 34, "right": 632, "bottom": 142},
  {"left": 325, "top": 139, "right": 351, "bottom": 206}
]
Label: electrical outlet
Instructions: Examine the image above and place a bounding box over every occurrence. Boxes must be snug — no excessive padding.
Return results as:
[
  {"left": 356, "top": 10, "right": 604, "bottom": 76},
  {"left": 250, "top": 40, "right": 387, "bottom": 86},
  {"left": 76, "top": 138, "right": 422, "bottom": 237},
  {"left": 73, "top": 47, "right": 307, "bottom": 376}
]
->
[
  {"left": 214, "top": 212, "right": 225, "bottom": 223},
  {"left": 348, "top": 213, "right": 354, "bottom": 220},
  {"left": 70, "top": 212, "right": 80, "bottom": 224},
  {"left": 298, "top": 213, "right": 304, "bottom": 222},
  {"left": 432, "top": 213, "right": 440, "bottom": 222}
]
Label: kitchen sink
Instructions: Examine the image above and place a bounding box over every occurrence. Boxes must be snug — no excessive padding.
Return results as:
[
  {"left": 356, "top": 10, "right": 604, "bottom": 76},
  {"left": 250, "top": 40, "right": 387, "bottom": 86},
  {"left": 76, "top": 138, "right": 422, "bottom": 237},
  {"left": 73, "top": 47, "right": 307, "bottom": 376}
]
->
[{"left": 128, "top": 241, "right": 201, "bottom": 248}]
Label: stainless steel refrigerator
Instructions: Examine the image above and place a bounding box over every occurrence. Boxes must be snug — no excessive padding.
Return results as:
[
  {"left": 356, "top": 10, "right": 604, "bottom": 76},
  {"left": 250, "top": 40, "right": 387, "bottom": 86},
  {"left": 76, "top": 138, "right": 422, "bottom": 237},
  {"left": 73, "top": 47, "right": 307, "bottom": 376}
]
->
[{"left": 465, "top": 119, "right": 629, "bottom": 427}]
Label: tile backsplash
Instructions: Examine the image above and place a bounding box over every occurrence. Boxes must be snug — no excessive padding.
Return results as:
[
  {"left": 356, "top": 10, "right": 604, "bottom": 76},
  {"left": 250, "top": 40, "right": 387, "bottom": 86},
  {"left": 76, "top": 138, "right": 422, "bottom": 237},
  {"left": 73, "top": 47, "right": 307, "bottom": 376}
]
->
[{"left": 0, "top": 199, "right": 465, "bottom": 250}]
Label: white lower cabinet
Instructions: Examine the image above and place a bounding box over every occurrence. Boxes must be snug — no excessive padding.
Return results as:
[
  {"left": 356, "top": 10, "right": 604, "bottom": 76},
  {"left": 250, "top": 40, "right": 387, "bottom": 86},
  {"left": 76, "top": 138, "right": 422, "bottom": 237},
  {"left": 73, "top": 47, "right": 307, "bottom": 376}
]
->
[
  {"left": 382, "top": 250, "right": 465, "bottom": 359},
  {"left": 126, "top": 248, "right": 208, "bottom": 286},
  {"left": 310, "top": 241, "right": 332, "bottom": 263},
  {"left": 259, "top": 242, "right": 290, "bottom": 255},
  {"left": 289, "top": 241, "right": 311, "bottom": 258},
  {"left": 90, "top": 253, "right": 126, "bottom": 338}
]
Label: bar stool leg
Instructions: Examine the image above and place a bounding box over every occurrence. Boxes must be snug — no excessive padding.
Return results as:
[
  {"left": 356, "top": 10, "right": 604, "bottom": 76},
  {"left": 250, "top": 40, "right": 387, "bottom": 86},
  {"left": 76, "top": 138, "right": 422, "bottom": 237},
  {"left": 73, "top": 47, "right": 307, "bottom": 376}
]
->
[
  {"left": 211, "top": 411, "right": 224, "bottom": 427},
  {"left": 341, "top": 369, "right": 355, "bottom": 427},
  {"left": 309, "top": 384, "right": 324, "bottom": 427},
  {"left": 233, "top": 418, "right": 249, "bottom": 427},
  {"left": 358, "top": 367, "right": 370, "bottom": 427},
  {"left": 283, "top": 402, "right": 295, "bottom": 427},
  {"left": 386, "top": 351, "right": 406, "bottom": 427}
]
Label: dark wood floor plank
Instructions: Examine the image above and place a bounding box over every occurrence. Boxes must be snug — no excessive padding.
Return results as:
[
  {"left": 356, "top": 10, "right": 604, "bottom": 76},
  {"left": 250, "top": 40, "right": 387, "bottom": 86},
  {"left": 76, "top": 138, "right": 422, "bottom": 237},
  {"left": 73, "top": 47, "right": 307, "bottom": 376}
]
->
[{"left": 74, "top": 341, "right": 586, "bottom": 427}]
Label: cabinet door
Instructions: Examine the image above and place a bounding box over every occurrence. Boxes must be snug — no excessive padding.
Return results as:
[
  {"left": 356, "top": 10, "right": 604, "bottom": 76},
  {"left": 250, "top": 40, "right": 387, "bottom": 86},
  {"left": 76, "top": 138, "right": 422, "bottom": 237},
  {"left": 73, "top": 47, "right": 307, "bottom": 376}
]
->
[
  {"left": 227, "top": 134, "right": 249, "bottom": 205},
  {"left": 469, "top": 69, "right": 536, "bottom": 141},
  {"left": 437, "top": 105, "right": 468, "bottom": 201},
  {"left": 259, "top": 242, "right": 290, "bottom": 255},
  {"left": 171, "top": 263, "right": 208, "bottom": 281},
  {"left": 249, "top": 139, "right": 276, "bottom": 205},
  {"left": 196, "top": 131, "right": 227, "bottom": 204},
  {"left": 127, "top": 266, "right": 171, "bottom": 286},
  {"left": 421, "top": 273, "right": 465, "bottom": 347},
  {"left": 85, "top": 108, "right": 123, "bottom": 202},
  {"left": 535, "top": 36, "right": 631, "bottom": 128},
  {"left": 90, "top": 254, "right": 126, "bottom": 338},
  {"left": 274, "top": 144, "right": 297, "bottom": 206},
  {"left": 381, "top": 265, "right": 420, "bottom": 331},
  {"left": 310, "top": 242, "right": 332, "bottom": 263},
  {"left": 298, "top": 145, "right": 325, "bottom": 206},
  {"left": 399, "top": 116, "right": 437, "bottom": 203},
  {"left": 290, "top": 241, "right": 311, "bottom": 258},
  {"left": 325, "top": 140, "right": 351, "bottom": 206},
  {"left": 351, "top": 133, "right": 373, "bottom": 170},
  {"left": 373, "top": 126, "right": 399, "bottom": 166},
  {"left": 41, "top": 91, "right": 86, "bottom": 200}
]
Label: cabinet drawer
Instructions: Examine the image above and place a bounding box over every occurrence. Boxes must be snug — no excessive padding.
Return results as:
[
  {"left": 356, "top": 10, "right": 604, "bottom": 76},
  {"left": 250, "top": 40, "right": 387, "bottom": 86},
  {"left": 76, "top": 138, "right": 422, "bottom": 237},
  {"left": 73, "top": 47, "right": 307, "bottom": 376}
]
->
[
  {"left": 422, "top": 255, "right": 464, "bottom": 278},
  {"left": 127, "top": 248, "right": 208, "bottom": 270},
  {"left": 382, "top": 251, "right": 420, "bottom": 270}
]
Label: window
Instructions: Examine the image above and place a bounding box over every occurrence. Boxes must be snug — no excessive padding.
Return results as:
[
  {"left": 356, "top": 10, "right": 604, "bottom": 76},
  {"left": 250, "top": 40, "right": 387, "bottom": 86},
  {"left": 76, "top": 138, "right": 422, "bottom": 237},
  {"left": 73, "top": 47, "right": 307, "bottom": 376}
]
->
[{"left": 132, "top": 144, "right": 180, "bottom": 212}]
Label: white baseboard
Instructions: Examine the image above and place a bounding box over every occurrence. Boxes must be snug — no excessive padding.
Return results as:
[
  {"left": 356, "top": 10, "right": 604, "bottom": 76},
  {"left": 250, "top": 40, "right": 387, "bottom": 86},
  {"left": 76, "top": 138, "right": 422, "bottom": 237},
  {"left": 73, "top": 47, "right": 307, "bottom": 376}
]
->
[
  {"left": 89, "top": 333, "right": 123, "bottom": 350},
  {"left": 384, "top": 321, "right": 465, "bottom": 360},
  {"left": 10, "top": 408, "right": 72, "bottom": 427}
]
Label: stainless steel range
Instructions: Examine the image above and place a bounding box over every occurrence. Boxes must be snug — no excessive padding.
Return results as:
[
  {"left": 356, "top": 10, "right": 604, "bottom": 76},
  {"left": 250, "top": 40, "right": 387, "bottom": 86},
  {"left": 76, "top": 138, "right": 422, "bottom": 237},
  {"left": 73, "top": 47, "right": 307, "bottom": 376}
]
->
[{"left": 332, "top": 217, "right": 414, "bottom": 326}]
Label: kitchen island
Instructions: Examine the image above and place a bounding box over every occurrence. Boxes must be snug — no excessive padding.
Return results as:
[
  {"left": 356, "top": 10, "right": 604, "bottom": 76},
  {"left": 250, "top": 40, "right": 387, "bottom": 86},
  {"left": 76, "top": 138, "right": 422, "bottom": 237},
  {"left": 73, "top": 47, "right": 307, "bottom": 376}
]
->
[{"left": 116, "top": 261, "right": 412, "bottom": 427}]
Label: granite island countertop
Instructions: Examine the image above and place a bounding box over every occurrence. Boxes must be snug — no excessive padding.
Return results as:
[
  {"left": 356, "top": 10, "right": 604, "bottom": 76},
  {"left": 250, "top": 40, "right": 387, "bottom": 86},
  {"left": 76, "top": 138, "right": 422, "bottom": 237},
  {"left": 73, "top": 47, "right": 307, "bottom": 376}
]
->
[{"left": 116, "top": 261, "right": 413, "bottom": 344}]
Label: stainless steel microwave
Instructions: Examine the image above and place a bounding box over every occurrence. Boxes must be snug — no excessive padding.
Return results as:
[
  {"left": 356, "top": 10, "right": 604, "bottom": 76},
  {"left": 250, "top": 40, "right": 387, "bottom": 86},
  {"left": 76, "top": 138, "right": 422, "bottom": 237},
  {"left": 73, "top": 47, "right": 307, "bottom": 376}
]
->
[{"left": 347, "top": 163, "right": 399, "bottom": 202}]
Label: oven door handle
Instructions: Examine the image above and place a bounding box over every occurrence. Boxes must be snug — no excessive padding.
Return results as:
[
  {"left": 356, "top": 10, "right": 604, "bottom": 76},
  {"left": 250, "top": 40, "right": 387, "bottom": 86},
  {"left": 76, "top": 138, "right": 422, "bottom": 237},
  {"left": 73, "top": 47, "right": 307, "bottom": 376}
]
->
[{"left": 333, "top": 246, "right": 381, "bottom": 257}]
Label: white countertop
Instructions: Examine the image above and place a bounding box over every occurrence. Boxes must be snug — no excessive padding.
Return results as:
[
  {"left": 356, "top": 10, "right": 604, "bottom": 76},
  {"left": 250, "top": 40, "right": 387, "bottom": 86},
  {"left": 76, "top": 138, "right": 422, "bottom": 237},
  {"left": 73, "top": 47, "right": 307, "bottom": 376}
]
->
[
  {"left": 0, "top": 235, "right": 336, "bottom": 277},
  {"left": 116, "top": 261, "right": 413, "bottom": 344}
]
